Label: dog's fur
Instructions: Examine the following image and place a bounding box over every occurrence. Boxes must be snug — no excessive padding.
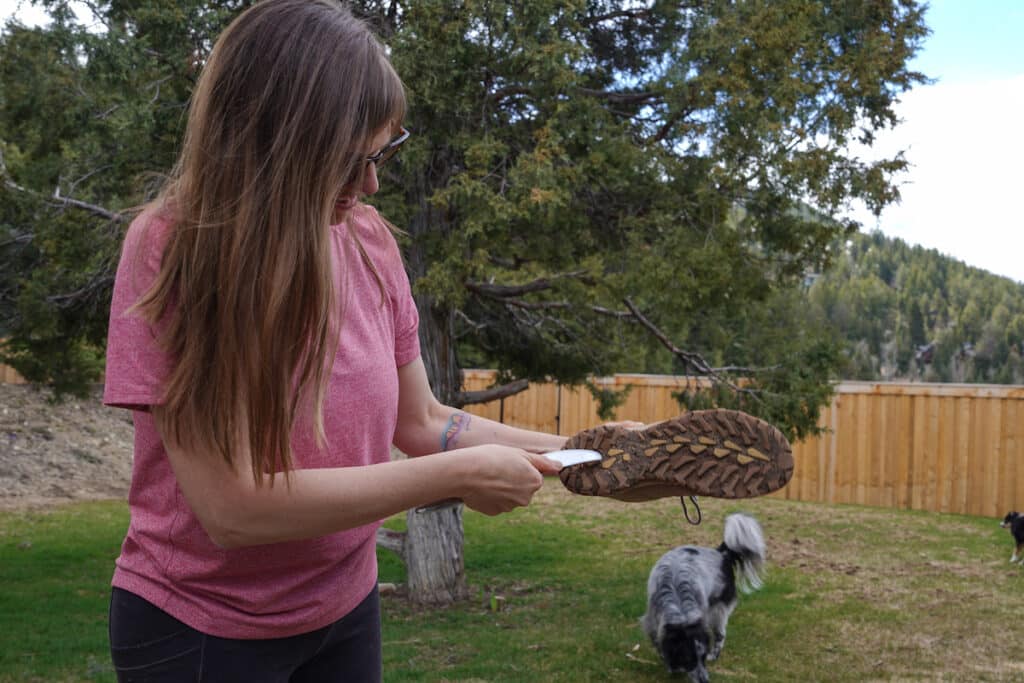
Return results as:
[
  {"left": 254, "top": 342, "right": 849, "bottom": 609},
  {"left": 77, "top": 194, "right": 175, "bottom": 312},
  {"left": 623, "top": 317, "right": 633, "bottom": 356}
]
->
[
  {"left": 642, "top": 514, "right": 765, "bottom": 682},
  {"left": 1001, "top": 511, "right": 1024, "bottom": 564}
]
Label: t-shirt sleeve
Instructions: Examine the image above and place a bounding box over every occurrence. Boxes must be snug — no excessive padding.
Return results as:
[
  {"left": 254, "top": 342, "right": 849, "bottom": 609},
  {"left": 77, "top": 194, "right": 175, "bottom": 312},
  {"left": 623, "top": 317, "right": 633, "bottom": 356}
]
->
[
  {"left": 102, "top": 212, "right": 173, "bottom": 410},
  {"left": 392, "top": 261, "right": 420, "bottom": 368},
  {"left": 364, "top": 207, "right": 420, "bottom": 368}
]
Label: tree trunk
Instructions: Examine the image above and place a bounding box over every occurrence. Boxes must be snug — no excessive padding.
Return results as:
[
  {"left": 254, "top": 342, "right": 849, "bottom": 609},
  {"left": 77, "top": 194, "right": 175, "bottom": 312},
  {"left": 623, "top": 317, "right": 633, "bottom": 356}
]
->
[
  {"left": 400, "top": 302, "right": 469, "bottom": 605},
  {"left": 403, "top": 504, "right": 469, "bottom": 605},
  {"left": 377, "top": 199, "right": 470, "bottom": 602}
]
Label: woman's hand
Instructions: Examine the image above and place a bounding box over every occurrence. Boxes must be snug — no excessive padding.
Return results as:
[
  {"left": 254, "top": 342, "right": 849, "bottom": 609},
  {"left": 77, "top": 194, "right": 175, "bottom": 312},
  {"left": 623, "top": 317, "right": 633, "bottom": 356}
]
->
[
  {"left": 455, "top": 446, "right": 557, "bottom": 516},
  {"left": 526, "top": 451, "right": 563, "bottom": 476}
]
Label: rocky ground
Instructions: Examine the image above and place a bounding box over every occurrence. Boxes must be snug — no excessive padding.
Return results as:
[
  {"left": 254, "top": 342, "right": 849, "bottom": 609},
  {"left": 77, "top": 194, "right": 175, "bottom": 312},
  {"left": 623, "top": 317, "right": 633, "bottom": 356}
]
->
[{"left": 0, "top": 383, "right": 133, "bottom": 511}]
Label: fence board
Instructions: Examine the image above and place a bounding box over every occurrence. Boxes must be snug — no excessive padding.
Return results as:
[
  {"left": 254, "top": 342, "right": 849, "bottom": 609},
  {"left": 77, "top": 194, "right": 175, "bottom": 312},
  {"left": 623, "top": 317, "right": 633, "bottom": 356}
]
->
[
  {"left": 910, "top": 395, "right": 927, "bottom": 510},
  {"left": 1015, "top": 401, "right": 1024, "bottom": 512},
  {"left": 896, "top": 394, "right": 911, "bottom": 509},
  {"left": 955, "top": 397, "right": 971, "bottom": 515},
  {"left": 1006, "top": 400, "right": 1022, "bottom": 515},
  {"left": 459, "top": 372, "right": 1024, "bottom": 518},
  {"left": 980, "top": 398, "right": 999, "bottom": 518},
  {"left": 924, "top": 395, "right": 939, "bottom": 512}
]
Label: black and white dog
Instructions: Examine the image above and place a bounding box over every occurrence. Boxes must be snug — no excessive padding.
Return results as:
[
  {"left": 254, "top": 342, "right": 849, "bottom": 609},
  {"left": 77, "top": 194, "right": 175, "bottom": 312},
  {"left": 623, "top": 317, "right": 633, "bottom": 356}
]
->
[
  {"left": 642, "top": 513, "right": 765, "bottom": 682},
  {"left": 1001, "top": 511, "right": 1024, "bottom": 564}
]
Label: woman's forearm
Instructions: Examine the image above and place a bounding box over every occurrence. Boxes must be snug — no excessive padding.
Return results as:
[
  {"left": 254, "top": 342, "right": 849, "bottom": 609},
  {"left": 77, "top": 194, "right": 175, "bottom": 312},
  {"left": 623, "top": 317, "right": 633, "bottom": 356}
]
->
[
  {"left": 392, "top": 359, "right": 567, "bottom": 457},
  {"left": 167, "top": 431, "right": 553, "bottom": 549},
  {"left": 438, "top": 410, "right": 567, "bottom": 453},
  {"left": 205, "top": 453, "right": 474, "bottom": 548},
  {"left": 396, "top": 404, "right": 567, "bottom": 457}
]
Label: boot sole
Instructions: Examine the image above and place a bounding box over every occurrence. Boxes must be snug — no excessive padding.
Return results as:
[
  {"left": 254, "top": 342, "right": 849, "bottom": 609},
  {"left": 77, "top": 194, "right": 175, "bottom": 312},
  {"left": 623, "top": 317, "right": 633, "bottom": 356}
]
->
[{"left": 558, "top": 409, "right": 793, "bottom": 501}]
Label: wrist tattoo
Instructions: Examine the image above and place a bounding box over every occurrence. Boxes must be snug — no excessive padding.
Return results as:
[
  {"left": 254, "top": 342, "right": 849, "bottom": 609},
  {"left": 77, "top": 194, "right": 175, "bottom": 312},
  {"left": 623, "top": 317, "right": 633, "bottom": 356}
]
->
[{"left": 441, "top": 412, "right": 471, "bottom": 451}]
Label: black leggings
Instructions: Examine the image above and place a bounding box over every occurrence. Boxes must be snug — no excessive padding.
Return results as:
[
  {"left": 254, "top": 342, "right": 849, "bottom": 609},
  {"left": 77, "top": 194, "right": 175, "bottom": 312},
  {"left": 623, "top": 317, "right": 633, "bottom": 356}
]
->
[{"left": 108, "top": 586, "right": 382, "bottom": 683}]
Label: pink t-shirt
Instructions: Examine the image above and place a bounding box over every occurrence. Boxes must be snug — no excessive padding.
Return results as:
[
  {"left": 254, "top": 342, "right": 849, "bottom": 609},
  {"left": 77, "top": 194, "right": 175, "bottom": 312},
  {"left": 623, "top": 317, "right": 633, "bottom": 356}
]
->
[{"left": 103, "top": 203, "right": 420, "bottom": 639}]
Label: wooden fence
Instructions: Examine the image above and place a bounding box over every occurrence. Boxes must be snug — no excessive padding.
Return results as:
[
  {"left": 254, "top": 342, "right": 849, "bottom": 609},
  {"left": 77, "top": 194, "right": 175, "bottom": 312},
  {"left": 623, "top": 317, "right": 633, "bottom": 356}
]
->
[
  {"left": 461, "top": 370, "right": 1024, "bottom": 518},
  {"left": 2, "top": 363, "right": 1020, "bottom": 517},
  {"left": 0, "top": 364, "right": 25, "bottom": 384}
]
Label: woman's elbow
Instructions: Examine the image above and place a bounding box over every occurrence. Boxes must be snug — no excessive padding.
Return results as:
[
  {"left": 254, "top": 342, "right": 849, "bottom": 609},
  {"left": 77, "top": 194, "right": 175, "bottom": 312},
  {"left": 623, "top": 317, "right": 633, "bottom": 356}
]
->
[
  {"left": 192, "top": 492, "right": 263, "bottom": 549},
  {"left": 393, "top": 414, "right": 442, "bottom": 457},
  {"left": 391, "top": 432, "right": 425, "bottom": 458},
  {"left": 204, "top": 520, "right": 250, "bottom": 550},
  {"left": 398, "top": 399, "right": 456, "bottom": 457}
]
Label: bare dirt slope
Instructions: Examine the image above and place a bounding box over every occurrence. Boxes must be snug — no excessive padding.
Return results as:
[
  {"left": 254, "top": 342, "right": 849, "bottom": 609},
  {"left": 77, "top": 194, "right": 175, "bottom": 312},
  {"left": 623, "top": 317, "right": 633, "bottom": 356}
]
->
[{"left": 0, "top": 383, "right": 133, "bottom": 511}]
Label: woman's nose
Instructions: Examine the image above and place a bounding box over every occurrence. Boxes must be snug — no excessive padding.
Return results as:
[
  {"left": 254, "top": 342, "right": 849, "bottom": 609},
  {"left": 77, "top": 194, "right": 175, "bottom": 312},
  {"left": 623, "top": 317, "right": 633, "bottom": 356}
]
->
[{"left": 362, "top": 163, "right": 380, "bottom": 196}]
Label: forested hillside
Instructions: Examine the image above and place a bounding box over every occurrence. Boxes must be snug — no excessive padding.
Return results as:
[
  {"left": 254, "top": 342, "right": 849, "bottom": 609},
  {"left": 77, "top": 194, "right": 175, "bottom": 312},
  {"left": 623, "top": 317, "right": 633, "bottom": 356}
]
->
[{"left": 809, "top": 230, "right": 1024, "bottom": 384}]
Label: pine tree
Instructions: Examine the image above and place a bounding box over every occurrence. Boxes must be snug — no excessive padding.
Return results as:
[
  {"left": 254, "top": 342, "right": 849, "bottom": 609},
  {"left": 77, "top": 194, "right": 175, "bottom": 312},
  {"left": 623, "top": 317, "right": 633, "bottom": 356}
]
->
[{"left": 2, "top": 0, "right": 929, "bottom": 604}]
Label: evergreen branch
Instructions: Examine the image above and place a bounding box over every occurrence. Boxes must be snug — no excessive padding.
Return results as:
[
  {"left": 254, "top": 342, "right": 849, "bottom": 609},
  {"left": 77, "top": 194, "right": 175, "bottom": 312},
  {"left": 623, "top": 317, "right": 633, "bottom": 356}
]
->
[
  {"left": 0, "top": 232, "right": 34, "bottom": 249},
  {"left": 487, "top": 86, "right": 532, "bottom": 104},
  {"left": 453, "top": 309, "right": 485, "bottom": 333},
  {"left": 487, "top": 255, "right": 530, "bottom": 270},
  {"left": 93, "top": 104, "right": 121, "bottom": 120},
  {"left": 454, "top": 378, "right": 529, "bottom": 407},
  {"left": 622, "top": 297, "right": 763, "bottom": 403},
  {"left": 581, "top": 3, "right": 699, "bottom": 25},
  {"left": 575, "top": 87, "right": 662, "bottom": 106},
  {"left": 465, "top": 270, "right": 590, "bottom": 298},
  {"left": 145, "top": 75, "right": 175, "bottom": 106},
  {"left": 50, "top": 186, "right": 125, "bottom": 223},
  {"left": 648, "top": 107, "right": 693, "bottom": 144},
  {"left": 46, "top": 273, "right": 115, "bottom": 309},
  {"left": 62, "top": 165, "right": 113, "bottom": 197},
  {"left": 504, "top": 300, "right": 639, "bottom": 322},
  {"left": 715, "top": 364, "right": 781, "bottom": 374},
  {"left": 503, "top": 299, "right": 571, "bottom": 310},
  {"left": 583, "top": 9, "right": 651, "bottom": 24},
  {"left": 590, "top": 305, "right": 637, "bottom": 320},
  {"left": 1, "top": 149, "right": 125, "bottom": 223},
  {"left": 78, "top": 0, "right": 115, "bottom": 32}
]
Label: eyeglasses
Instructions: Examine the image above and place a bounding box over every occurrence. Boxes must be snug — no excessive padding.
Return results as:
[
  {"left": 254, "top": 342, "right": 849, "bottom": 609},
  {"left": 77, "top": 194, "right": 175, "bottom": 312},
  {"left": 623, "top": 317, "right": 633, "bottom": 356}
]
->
[
  {"left": 344, "top": 126, "right": 410, "bottom": 187},
  {"left": 365, "top": 126, "right": 410, "bottom": 168}
]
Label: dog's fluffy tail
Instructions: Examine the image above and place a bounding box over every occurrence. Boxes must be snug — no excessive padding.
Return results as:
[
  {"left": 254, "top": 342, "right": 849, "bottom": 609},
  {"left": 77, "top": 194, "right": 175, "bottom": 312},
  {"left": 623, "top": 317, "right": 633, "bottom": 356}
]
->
[{"left": 721, "top": 513, "right": 765, "bottom": 593}]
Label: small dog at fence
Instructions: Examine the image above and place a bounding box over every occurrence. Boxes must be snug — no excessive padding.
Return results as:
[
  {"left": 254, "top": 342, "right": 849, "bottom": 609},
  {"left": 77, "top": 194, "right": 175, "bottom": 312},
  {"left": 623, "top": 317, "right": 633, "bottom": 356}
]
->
[
  {"left": 642, "top": 513, "right": 765, "bottom": 683},
  {"left": 1001, "top": 511, "right": 1024, "bottom": 564}
]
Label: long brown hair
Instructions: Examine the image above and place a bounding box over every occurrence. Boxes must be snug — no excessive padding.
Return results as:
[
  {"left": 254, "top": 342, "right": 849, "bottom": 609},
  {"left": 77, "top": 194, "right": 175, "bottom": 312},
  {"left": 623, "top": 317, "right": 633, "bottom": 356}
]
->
[{"left": 136, "top": 0, "right": 406, "bottom": 483}]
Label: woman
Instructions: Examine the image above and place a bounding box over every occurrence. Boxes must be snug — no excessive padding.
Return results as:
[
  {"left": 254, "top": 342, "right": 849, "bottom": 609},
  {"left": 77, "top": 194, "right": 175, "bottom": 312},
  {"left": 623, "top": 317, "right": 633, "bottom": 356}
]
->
[{"left": 103, "top": 1, "right": 566, "bottom": 680}]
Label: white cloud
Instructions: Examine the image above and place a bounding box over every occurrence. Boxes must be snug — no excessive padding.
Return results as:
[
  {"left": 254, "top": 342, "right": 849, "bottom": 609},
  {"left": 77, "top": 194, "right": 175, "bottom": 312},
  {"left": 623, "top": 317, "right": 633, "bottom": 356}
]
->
[
  {"left": 846, "top": 73, "right": 1024, "bottom": 284},
  {"left": 3, "top": 1, "right": 93, "bottom": 28},
  {"left": 5, "top": 1, "right": 53, "bottom": 27}
]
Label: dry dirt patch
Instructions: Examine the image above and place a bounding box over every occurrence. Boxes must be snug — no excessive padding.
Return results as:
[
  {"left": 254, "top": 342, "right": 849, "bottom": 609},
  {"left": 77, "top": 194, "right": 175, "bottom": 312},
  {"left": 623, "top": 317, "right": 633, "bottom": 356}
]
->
[{"left": 0, "top": 383, "right": 133, "bottom": 511}]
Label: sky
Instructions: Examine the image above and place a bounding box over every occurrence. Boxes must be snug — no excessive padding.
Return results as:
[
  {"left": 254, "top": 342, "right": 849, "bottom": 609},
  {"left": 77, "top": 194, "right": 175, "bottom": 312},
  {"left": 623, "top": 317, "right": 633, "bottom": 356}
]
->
[
  {"left": 844, "top": 1, "right": 1024, "bottom": 283},
  {"left": 4, "top": 1, "right": 1024, "bottom": 282}
]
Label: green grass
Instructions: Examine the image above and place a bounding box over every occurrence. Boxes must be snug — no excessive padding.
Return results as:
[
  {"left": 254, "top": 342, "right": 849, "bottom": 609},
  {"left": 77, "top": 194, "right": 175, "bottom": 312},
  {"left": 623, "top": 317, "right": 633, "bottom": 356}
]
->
[
  {"left": 0, "top": 501, "right": 128, "bottom": 682},
  {"left": 3, "top": 489, "right": 1023, "bottom": 682}
]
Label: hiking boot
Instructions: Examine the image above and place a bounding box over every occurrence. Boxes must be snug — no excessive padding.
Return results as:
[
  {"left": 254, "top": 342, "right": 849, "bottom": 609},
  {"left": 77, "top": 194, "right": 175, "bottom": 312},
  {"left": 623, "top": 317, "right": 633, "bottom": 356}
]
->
[{"left": 558, "top": 409, "right": 793, "bottom": 501}]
